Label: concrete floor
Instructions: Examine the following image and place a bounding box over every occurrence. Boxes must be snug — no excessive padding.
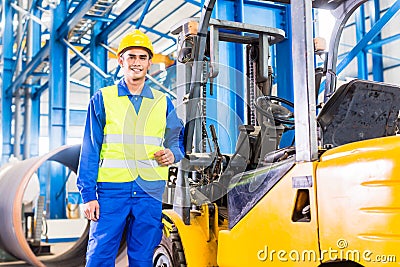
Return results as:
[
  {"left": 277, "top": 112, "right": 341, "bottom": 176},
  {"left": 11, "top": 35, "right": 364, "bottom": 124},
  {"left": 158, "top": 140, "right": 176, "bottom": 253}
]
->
[
  {"left": 0, "top": 242, "right": 75, "bottom": 266},
  {"left": 0, "top": 243, "right": 128, "bottom": 267}
]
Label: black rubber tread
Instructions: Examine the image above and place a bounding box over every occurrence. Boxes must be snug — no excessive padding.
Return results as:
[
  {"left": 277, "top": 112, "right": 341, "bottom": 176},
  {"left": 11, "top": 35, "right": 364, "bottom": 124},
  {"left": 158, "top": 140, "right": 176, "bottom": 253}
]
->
[
  {"left": 319, "top": 261, "right": 364, "bottom": 267},
  {"left": 169, "top": 227, "right": 187, "bottom": 267},
  {"left": 153, "top": 226, "right": 187, "bottom": 267}
]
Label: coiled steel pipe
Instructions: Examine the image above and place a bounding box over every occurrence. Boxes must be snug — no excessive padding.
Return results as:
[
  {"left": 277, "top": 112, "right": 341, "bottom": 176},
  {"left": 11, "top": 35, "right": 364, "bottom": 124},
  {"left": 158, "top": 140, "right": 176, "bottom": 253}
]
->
[{"left": 0, "top": 144, "right": 89, "bottom": 267}]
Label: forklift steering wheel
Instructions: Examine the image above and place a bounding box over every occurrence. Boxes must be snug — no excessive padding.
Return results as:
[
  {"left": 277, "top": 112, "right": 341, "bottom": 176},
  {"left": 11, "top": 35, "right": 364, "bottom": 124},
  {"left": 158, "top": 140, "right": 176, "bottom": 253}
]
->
[{"left": 254, "top": 95, "right": 295, "bottom": 125}]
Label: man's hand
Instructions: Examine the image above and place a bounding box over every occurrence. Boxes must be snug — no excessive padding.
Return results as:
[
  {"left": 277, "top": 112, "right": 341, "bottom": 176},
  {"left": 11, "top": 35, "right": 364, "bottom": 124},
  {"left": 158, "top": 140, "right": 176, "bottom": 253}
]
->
[
  {"left": 154, "top": 149, "right": 175, "bottom": 166},
  {"left": 83, "top": 200, "right": 100, "bottom": 221}
]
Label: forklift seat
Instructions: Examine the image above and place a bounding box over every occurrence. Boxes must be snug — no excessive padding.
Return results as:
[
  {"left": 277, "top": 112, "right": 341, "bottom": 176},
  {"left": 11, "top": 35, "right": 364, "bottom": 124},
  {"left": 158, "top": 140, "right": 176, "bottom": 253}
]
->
[{"left": 318, "top": 79, "right": 400, "bottom": 148}]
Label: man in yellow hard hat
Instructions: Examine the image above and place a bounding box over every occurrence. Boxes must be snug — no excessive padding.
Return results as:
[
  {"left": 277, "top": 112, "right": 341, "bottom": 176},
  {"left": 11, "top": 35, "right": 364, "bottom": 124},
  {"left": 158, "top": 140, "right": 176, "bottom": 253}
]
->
[{"left": 77, "top": 29, "right": 184, "bottom": 267}]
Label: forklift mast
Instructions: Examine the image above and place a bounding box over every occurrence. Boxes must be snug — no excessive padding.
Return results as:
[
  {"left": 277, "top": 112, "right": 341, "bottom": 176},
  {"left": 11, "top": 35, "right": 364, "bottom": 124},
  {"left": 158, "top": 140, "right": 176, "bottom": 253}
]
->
[{"left": 178, "top": 0, "right": 368, "bottom": 162}]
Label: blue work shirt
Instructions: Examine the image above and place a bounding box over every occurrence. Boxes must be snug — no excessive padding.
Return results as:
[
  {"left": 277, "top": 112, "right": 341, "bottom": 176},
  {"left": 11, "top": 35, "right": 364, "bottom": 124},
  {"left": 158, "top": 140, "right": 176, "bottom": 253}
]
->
[{"left": 77, "top": 79, "right": 185, "bottom": 203}]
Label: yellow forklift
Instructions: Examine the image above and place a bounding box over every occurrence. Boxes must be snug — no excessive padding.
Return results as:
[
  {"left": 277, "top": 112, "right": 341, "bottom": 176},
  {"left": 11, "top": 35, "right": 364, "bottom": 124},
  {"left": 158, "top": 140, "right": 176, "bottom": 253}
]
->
[{"left": 153, "top": 0, "right": 400, "bottom": 266}]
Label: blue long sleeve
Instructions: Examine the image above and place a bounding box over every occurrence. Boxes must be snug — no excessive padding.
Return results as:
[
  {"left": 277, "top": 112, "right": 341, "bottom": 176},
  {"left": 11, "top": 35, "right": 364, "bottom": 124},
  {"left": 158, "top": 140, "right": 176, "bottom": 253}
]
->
[
  {"left": 76, "top": 90, "right": 105, "bottom": 203},
  {"left": 77, "top": 81, "right": 185, "bottom": 204}
]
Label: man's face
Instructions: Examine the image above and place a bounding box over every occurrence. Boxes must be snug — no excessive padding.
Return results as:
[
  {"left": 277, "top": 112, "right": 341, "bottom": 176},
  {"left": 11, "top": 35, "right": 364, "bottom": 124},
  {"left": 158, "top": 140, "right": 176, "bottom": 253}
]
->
[{"left": 118, "top": 47, "right": 152, "bottom": 82}]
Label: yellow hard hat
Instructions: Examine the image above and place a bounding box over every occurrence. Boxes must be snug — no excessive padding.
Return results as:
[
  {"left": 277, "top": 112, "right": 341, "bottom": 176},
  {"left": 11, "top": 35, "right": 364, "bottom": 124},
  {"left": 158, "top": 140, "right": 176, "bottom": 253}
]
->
[{"left": 117, "top": 30, "right": 154, "bottom": 58}]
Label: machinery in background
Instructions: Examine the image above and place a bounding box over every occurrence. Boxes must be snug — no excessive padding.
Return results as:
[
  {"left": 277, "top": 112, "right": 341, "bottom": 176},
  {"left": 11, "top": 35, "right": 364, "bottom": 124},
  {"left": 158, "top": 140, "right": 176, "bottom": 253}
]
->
[{"left": 153, "top": 0, "right": 400, "bottom": 266}]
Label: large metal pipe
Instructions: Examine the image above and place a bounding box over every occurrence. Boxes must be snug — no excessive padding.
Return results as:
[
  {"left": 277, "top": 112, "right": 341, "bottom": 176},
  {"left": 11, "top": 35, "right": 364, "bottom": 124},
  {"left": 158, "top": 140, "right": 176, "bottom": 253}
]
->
[{"left": 0, "top": 144, "right": 89, "bottom": 267}]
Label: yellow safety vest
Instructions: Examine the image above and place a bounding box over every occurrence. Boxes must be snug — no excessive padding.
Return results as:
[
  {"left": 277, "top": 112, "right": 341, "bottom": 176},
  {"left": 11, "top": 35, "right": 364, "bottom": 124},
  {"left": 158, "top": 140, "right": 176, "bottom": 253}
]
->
[{"left": 97, "top": 85, "right": 169, "bottom": 182}]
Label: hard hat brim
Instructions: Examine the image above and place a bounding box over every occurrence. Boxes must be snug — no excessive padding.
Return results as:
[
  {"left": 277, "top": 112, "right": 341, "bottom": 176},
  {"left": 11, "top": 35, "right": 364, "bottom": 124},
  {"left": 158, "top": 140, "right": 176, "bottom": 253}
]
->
[{"left": 118, "top": 46, "right": 153, "bottom": 59}]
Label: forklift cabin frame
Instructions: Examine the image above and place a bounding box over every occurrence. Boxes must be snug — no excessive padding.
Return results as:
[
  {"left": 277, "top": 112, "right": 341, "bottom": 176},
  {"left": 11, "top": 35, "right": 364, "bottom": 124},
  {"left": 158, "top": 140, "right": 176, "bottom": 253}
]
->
[{"left": 171, "top": 0, "right": 376, "bottom": 227}]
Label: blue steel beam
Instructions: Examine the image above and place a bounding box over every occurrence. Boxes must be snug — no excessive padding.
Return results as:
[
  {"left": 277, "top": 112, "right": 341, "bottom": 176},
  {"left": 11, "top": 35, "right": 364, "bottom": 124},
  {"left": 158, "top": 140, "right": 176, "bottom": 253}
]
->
[
  {"left": 343, "top": 6, "right": 391, "bottom": 29},
  {"left": 368, "top": 50, "right": 400, "bottom": 62},
  {"left": 135, "top": 0, "right": 153, "bottom": 28},
  {"left": 146, "top": 2, "right": 186, "bottom": 45},
  {"left": 185, "top": 0, "right": 201, "bottom": 7},
  {"left": 10, "top": 2, "right": 46, "bottom": 27},
  {"left": 71, "top": 78, "right": 90, "bottom": 89},
  {"left": 72, "top": 1, "right": 148, "bottom": 69},
  {"left": 69, "top": 47, "right": 93, "bottom": 68},
  {"left": 234, "top": 0, "right": 245, "bottom": 125},
  {"left": 384, "top": 63, "right": 400, "bottom": 71},
  {"left": 337, "top": 45, "right": 400, "bottom": 63},
  {"left": 275, "top": 5, "right": 293, "bottom": 147},
  {"left": 9, "top": 3, "right": 29, "bottom": 79},
  {"left": 6, "top": 43, "right": 50, "bottom": 97},
  {"left": 84, "top": 14, "right": 113, "bottom": 23},
  {"left": 156, "top": 7, "right": 201, "bottom": 53},
  {"left": 140, "top": 24, "right": 176, "bottom": 41},
  {"left": 72, "top": 0, "right": 151, "bottom": 70},
  {"left": 32, "top": 81, "right": 48, "bottom": 100},
  {"left": 90, "top": 21, "right": 109, "bottom": 95},
  {"left": 62, "top": 38, "right": 110, "bottom": 79},
  {"left": 336, "top": 0, "right": 400, "bottom": 76},
  {"left": 9, "top": 1, "right": 45, "bottom": 92},
  {"left": 30, "top": 72, "right": 49, "bottom": 77},
  {"left": 355, "top": 5, "right": 368, "bottom": 79},
  {"left": 161, "top": 42, "right": 177, "bottom": 54},
  {"left": 56, "top": 0, "right": 98, "bottom": 39},
  {"left": 1, "top": 0, "right": 15, "bottom": 164},
  {"left": 244, "top": 0, "right": 286, "bottom": 11},
  {"left": 29, "top": 1, "right": 43, "bottom": 158},
  {"left": 0, "top": 6, "right": 2, "bottom": 34},
  {"left": 369, "top": 0, "right": 384, "bottom": 81},
  {"left": 214, "top": 0, "right": 242, "bottom": 153},
  {"left": 97, "top": 0, "right": 147, "bottom": 43},
  {"left": 366, "top": 33, "right": 400, "bottom": 50},
  {"left": 113, "top": 65, "right": 121, "bottom": 81},
  {"left": 73, "top": 1, "right": 175, "bottom": 70},
  {"left": 48, "top": 0, "right": 68, "bottom": 219},
  {"left": 69, "top": 109, "right": 87, "bottom": 126}
]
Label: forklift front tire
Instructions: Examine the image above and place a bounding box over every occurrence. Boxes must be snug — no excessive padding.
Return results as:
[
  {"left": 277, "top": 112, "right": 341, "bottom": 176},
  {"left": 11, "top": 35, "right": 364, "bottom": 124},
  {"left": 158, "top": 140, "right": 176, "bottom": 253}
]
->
[{"left": 153, "top": 228, "right": 187, "bottom": 267}]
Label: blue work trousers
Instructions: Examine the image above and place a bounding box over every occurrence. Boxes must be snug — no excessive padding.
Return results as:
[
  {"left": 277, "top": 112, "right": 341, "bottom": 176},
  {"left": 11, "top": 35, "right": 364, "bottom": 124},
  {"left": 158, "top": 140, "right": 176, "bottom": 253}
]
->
[{"left": 86, "top": 181, "right": 164, "bottom": 267}]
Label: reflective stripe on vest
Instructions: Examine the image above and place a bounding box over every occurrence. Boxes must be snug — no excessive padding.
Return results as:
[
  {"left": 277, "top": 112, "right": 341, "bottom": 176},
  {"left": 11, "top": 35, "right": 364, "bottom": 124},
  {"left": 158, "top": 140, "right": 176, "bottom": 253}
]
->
[
  {"left": 100, "top": 159, "right": 160, "bottom": 169},
  {"left": 103, "top": 134, "right": 163, "bottom": 147},
  {"left": 97, "top": 85, "right": 168, "bottom": 182}
]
